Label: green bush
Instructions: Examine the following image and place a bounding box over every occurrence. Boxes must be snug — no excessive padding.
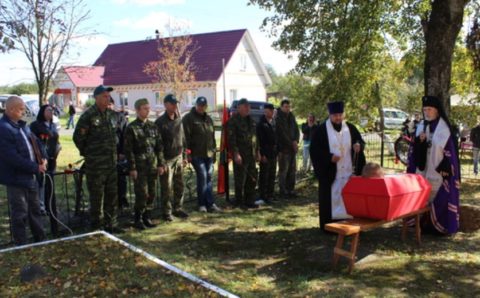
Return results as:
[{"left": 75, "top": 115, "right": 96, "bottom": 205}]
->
[{"left": 85, "top": 98, "right": 95, "bottom": 108}]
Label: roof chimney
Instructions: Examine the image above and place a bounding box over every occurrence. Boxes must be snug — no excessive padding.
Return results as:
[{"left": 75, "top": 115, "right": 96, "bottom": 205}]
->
[{"left": 155, "top": 29, "right": 160, "bottom": 40}]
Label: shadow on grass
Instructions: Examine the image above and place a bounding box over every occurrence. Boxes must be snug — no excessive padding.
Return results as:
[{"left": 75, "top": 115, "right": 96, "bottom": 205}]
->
[{"left": 131, "top": 216, "right": 480, "bottom": 296}]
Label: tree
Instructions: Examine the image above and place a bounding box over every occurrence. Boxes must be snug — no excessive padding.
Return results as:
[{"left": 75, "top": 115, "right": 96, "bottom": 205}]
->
[
  {"left": 143, "top": 25, "right": 198, "bottom": 100},
  {"left": 249, "top": 0, "right": 474, "bottom": 115},
  {"left": 268, "top": 72, "right": 317, "bottom": 118},
  {"left": 0, "top": 82, "right": 39, "bottom": 94},
  {"left": 0, "top": 0, "right": 92, "bottom": 106}
]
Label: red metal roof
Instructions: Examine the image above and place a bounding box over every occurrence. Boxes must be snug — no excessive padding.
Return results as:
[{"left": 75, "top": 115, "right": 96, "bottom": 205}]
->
[
  {"left": 63, "top": 66, "right": 105, "bottom": 87},
  {"left": 93, "top": 29, "right": 247, "bottom": 86}
]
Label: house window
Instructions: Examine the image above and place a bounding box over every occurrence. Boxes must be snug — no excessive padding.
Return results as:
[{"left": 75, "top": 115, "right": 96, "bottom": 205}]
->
[
  {"left": 182, "top": 90, "right": 197, "bottom": 105},
  {"left": 120, "top": 92, "right": 128, "bottom": 107},
  {"left": 229, "top": 89, "right": 237, "bottom": 101},
  {"left": 240, "top": 54, "right": 247, "bottom": 72}
]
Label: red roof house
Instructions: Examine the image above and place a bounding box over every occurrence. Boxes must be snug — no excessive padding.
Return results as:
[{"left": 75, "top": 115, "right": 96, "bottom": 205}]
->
[{"left": 55, "top": 29, "right": 271, "bottom": 110}]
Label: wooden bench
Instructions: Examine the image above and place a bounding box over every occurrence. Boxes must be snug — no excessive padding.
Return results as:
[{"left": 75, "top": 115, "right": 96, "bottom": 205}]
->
[{"left": 325, "top": 207, "right": 431, "bottom": 273}]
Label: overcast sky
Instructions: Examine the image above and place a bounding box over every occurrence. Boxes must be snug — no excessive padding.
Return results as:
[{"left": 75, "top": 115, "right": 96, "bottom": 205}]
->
[{"left": 0, "top": 0, "right": 297, "bottom": 86}]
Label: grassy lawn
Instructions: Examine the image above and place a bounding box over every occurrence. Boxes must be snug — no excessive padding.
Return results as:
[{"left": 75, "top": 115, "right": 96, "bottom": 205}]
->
[{"left": 1, "top": 177, "right": 479, "bottom": 297}]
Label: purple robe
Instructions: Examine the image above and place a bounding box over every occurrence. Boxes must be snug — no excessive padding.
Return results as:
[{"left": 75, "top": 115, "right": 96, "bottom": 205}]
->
[{"left": 407, "top": 118, "right": 460, "bottom": 234}]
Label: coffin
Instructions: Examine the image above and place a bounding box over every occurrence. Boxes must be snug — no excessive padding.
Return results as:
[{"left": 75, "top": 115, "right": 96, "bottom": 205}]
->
[{"left": 342, "top": 174, "right": 431, "bottom": 220}]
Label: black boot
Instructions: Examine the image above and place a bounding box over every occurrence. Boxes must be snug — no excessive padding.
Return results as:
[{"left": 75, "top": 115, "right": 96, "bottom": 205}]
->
[
  {"left": 134, "top": 211, "right": 146, "bottom": 230},
  {"left": 142, "top": 210, "right": 157, "bottom": 228}
]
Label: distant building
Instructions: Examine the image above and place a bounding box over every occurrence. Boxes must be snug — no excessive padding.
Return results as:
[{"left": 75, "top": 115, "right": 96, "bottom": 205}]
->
[
  {"left": 52, "top": 66, "right": 104, "bottom": 109},
  {"left": 53, "top": 29, "right": 272, "bottom": 112}
]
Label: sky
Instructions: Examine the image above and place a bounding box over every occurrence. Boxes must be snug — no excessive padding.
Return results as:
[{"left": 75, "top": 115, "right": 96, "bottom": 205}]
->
[{"left": 0, "top": 0, "right": 298, "bottom": 86}]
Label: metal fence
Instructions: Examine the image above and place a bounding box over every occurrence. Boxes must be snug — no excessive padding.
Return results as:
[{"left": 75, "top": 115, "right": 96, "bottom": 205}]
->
[
  {"left": 0, "top": 131, "right": 477, "bottom": 247},
  {"left": 362, "top": 131, "right": 479, "bottom": 180},
  {"left": 0, "top": 166, "right": 199, "bottom": 247}
]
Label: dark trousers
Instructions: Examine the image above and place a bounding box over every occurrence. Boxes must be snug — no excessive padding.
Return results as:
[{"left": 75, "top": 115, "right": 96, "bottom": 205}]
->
[
  {"left": 259, "top": 156, "right": 277, "bottom": 199},
  {"left": 233, "top": 156, "right": 257, "bottom": 205},
  {"left": 7, "top": 185, "right": 46, "bottom": 245},
  {"left": 278, "top": 152, "right": 297, "bottom": 195},
  {"left": 86, "top": 168, "right": 118, "bottom": 229},
  {"left": 191, "top": 157, "right": 215, "bottom": 208}
]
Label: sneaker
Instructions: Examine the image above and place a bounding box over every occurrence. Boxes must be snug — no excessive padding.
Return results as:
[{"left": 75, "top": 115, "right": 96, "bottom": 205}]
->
[
  {"left": 173, "top": 209, "right": 189, "bottom": 218},
  {"left": 208, "top": 204, "right": 222, "bottom": 212},
  {"left": 254, "top": 199, "right": 266, "bottom": 205},
  {"left": 199, "top": 206, "right": 208, "bottom": 213}
]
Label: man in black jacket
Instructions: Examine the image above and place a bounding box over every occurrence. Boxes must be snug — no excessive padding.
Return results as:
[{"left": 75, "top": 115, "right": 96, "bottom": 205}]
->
[
  {"left": 256, "top": 103, "right": 277, "bottom": 204},
  {"left": 310, "top": 101, "right": 366, "bottom": 231},
  {"left": 275, "top": 99, "right": 300, "bottom": 199}
]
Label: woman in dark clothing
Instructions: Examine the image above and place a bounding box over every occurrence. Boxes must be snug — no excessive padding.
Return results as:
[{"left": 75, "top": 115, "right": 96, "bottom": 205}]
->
[{"left": 30, "top": 105, "right": 61, "bottom": 232}]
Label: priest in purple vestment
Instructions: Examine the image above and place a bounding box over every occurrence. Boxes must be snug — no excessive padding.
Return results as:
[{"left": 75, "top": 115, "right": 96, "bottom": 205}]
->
[{"left": 407, "top": 95, "right": 460, "bottom": 234}]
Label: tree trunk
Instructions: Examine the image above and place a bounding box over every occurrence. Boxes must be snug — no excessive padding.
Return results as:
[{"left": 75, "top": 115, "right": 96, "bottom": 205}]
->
[{"left": 423, "top": 0, "right": 469, "bottom": 115}]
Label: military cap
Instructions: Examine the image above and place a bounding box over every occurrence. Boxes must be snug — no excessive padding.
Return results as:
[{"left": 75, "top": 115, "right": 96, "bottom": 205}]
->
[
  {"left": 195, "top": 96, "right": 208, "bottom": 106},
  {"left": 93, "top": 85, "right": 113, "bottom": 97},
  {"left": 164, "top": 94, "right": 178, "bottom": 104}
]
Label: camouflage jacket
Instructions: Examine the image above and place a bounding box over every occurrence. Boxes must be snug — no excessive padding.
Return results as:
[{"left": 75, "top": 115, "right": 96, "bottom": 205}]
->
[
  {"left": 182, "top": 107, "right": 216, "bottom": 158},
  {"left": 73, "top": 104, "right": 117, "bottom": 172},
  {"left": 155, "top": 113, "right": 186, "bottom": 162},
  {"left": 124, "top": 118, "right": 164, "bottom": 172},
  {"left": 227, "top": 113, "right": 258, "bottom": 158}
]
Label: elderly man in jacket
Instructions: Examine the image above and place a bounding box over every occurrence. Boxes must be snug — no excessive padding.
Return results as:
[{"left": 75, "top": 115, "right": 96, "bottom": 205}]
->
[{"left": 0, "top": 96, "right": 47, "bottom": 245}]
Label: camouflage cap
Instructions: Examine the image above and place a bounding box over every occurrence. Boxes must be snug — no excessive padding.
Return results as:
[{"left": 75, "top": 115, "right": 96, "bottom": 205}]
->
[{"left": 134, "top": 98, "right": 149, "bottom": 109}]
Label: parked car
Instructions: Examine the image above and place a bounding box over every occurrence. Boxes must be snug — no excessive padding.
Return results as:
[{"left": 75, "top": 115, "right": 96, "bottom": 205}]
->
[
  {"left": 382, "top": 108, "right": 409, "bottom": 129},
  {"left": 0, "top": 95, "right": 61, "bottom": 129},
  {"left": 229, "top": 99, "right": 268, "bottom": 124}
]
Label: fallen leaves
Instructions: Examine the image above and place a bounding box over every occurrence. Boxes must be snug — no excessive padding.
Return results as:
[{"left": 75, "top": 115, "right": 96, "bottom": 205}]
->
[{"left": 0, "top": 234, "right": 220, "bottom": 297}]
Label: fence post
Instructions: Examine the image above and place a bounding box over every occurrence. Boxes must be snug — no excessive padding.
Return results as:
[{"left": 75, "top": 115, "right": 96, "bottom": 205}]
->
[{"left": 380, "top": 130, "right": 385, "bottom": 167}]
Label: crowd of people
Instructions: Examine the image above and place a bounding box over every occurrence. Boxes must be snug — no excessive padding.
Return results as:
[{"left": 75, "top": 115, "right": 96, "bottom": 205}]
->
[{"left": 0, "top": 85, "right": 463, "bottom": 245}]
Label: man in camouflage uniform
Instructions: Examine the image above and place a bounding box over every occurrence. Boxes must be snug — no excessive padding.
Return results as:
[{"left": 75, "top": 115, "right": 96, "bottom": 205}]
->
[
  {"left": 124, "top": 98, "right": 165, "bottom": 229},
  {"left": 155, "top": 94, "right": 189, "bottom": 221},
  {"left": 227, "top": 98, "right": 260, "bottom": 209},
  {"left": 73, "top": 85, "right": 123, "bottom": 233}
]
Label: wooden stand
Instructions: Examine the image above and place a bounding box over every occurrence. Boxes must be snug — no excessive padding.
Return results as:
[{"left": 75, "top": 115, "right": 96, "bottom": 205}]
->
[{"left": 325, "top": 207, "right": 430, "bottom": 273}]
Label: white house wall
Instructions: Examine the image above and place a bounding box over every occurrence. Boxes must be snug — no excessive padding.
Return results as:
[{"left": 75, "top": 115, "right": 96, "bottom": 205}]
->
[
  {"left": 109, "top": 84, "right": 217, "bottom": 112},
  {"left": 216, "top": 36, "right": 268, "bottom": 106}
]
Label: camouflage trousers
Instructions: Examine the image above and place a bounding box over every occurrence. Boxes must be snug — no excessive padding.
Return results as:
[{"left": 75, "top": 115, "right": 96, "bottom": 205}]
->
[
  {"left": 160, "top": 155, "right": 184, "bottom": 216},
  {"left": 233, "top": 155, "right": 258, "bottom": 205},
  {"left": 86, "top": 168, "right": 118, "bottom": 229},
  {"left": 133, "top": 169, "right": 157, "bottom": 214}
]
